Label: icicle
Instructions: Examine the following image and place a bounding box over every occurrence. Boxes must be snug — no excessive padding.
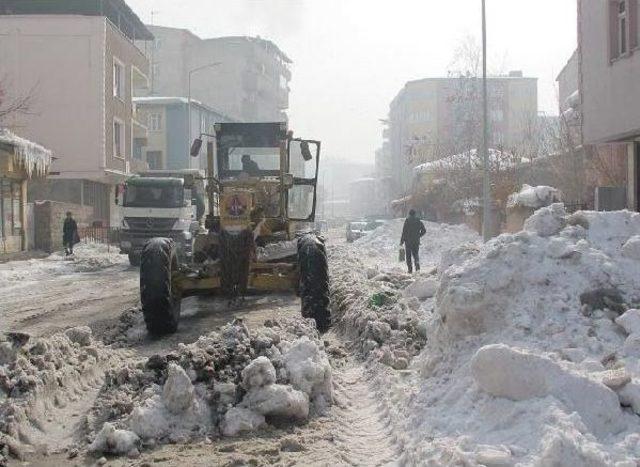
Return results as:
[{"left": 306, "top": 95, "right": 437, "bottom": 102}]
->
[{"left": 0, "top": 128, "right": 52, "bottom": 178}]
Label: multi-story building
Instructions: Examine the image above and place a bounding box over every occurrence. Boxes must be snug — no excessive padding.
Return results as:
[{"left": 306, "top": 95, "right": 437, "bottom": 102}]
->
[
  {"left": 388, "top": 73, "right": 538, "bottom": 197},
  {"left": 145, "top": 26, "right": 291, "bottom": 122},
  {"left": 557, "top": 48, "right": 626, "bottom": 208},
  {"left": 577, "top": 0, "right": 640, "bottom": 210},
  {"left": 0, "top": 0, "right": 152, "bottom": 226},
  {"left": 134, "top": 96, "right": 233, "bottom": 171}
]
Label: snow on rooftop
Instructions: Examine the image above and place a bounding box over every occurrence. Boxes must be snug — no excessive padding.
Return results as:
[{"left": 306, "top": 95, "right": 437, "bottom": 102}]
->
[
  {"left": 413, "top": 148, "right": 523, "bottom": 175},
  {"left": 0, "top": 128, "right": 52, "bottom": 177}
]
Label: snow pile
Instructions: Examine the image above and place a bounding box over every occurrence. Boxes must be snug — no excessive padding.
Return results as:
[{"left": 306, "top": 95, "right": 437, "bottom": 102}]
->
[
  {"left": 126, "top": 363, "right": 211, "bottom": 442},
  {"left": 88, "top": 422, "right": 139, "bottom": 456},
  {"left": 507, "top": 184, "right": 562, "bottom": 209},
  {"left": 330, "top": 221, "right": 480, "bottom": 370},
  {"left": 0, "top": 328, "right": 128, "bottom": 460},
  {"left": 88, "top": 317, "right": 333, "bottom": 453},
  {"left": 66, "top": 242, "right": 127, "bottom": 272},
  {"left": 400, "top": 208, "right": 640, "bottom": 465},
  {"left": 0, "top": 243, "right": 126, "bottom": 284}
]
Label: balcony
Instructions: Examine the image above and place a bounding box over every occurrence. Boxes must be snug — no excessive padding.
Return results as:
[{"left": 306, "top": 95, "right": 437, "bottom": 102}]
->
[{"left": 132, "top": 65, "right": 149, "bottom": 97}]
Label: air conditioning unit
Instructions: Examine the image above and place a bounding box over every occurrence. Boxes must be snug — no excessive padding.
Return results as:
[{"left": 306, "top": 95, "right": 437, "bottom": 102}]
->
[{"left": 595, "top": 186, "right": 626, "bottom": 211}]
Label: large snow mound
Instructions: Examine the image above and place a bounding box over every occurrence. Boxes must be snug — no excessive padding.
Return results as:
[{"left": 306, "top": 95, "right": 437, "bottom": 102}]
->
[
  {"left": 330, "top": 219, "right": 480, "bottom": 371},
  {"left": 83, "top": 318, "right": 332, "bottom": 457},
  {"left": 0, "top": 329, "right": 129, "bottom": 459},
  {"left": 401, "top": 209, "right": 640, "bottom": 465}
]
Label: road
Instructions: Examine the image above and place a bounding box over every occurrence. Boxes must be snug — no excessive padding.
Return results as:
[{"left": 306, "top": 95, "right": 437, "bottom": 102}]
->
[{"left": 1, "top": 236, "right": 401, "bottom": 467}]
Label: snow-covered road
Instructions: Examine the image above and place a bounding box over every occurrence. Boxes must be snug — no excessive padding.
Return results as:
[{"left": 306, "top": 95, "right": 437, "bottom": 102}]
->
[
  {"left": 0, "top": 244, "right": 138, "bottom": 337},
  {"left": 6, "top": 209, "right": 640, "bottom": 466}
]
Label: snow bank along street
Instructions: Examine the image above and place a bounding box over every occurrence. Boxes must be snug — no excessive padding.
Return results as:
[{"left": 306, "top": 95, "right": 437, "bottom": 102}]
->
[
  {"left": 6, "top": 206, "right": 640, "bottom": 465},
  {"left": 331, "top": 207, "right": 640, "bottom": 465}
]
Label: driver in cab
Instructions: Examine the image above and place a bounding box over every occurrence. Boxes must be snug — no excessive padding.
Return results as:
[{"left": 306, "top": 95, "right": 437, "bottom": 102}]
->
[{"left": 241, "top": 154, "right": 261, "bottom": 176}]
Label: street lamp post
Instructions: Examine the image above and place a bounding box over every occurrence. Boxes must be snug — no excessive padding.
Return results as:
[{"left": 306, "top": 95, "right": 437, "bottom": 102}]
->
[
  {"left": 481, "top": 0, "right": 491, "bottom": 242},
  {"left": 187, "top": 62, "right": 222, "bottom": 159}
]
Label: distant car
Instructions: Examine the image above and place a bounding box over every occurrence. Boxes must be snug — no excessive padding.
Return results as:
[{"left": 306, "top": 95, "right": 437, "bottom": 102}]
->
[
  {"left": 346, "top": 221, "right": 368, "bottom": 242},
  {"left": 365, "top": 219, "right": 386, "bottom": 230}
]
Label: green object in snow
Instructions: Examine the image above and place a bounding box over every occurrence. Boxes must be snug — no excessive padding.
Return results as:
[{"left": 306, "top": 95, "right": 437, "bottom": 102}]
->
[{"left": 369, "top": 292, "right": 392, "bottom": 308}]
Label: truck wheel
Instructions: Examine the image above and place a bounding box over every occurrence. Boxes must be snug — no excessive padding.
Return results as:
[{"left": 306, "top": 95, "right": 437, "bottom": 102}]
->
[
  {"left": 298, "top": 235, "right": 331, "bottom": 332},
  {"left": 140, "top": 238, "right": 181, "bottom": 336},
  {"left": 128, "top": 251, "right": 140, "bottom": 267}
]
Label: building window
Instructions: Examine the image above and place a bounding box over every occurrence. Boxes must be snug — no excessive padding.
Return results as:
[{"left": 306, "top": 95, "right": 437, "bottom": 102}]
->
[
  {"left": 113, "top": 59, "right": 124, "bottom": 98},
  {"left": 113, "top": 120, "right": 124, "bottom": 158},
  {"left": 147, "top": 151, "right": 162, "bottom": 169},
  {"left": 620, "top": 0, "right": 628, "bottom": 55},
  {"left": 133, "top": 137, "right": 145, "bottom": 160},
  {"left": 148, "top": 113, "right": 162, "bottom": 131},
  {"left": 0, "top": 178, "right": 22, "bottom": 237},
  {"left": 611, "top": 0, "right": 639, "bottom": 60}
]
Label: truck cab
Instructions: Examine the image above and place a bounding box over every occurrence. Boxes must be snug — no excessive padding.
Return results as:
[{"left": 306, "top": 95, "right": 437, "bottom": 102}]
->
[{"left": 118, "top": 170, "right": 205, "bottom": 266}]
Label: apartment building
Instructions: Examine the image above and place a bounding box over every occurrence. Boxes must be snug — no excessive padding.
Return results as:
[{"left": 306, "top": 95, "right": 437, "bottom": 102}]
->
[
  {"left": 578, "top": 0, "right": 640, "bottom": 210},
  {"left": 0, "top": 0, "right": 152, "bottom": 226},
  {"left": 146, "top": 26, "right": 291, "bottom": 122},
  {"left": 134, "top": 96, "right": 233, "bottom": 171},
  {"left": 388, "top": 73, "right": 538, "bottom": 196},
  {"left": 557, "top": 47, "right": 628, "bottom": 209}
]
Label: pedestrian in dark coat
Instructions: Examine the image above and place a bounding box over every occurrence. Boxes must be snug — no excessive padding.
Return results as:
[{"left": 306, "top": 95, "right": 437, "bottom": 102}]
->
[
  {"left": 63, "top": 211, "right": 79, "bottom": 255},
  {"left": 400, "top": 209, "right": 427, "bottom": 273}
]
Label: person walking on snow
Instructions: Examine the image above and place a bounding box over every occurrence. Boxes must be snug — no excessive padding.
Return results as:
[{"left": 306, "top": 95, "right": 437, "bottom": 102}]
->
[
  {"left": 63, "top": 211, "right": 79, "bottom": 256},
  {"left": 400, "top": 209, "right": 426, "bottom": 273}
]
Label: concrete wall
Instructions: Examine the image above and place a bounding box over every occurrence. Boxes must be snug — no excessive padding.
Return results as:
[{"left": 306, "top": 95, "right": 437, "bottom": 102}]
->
[
  {"left": 0, "top": 15, "right": 104, "bottom": 175},
  {"left": 34, "top": 200, "right": 93, "bottom": 253},
  {"left": 580, "top": 0, "right": 640, "bottom": 143}
]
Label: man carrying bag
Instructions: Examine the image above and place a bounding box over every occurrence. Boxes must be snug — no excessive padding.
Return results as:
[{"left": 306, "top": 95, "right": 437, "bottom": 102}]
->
[{"left": 400, "top": 209, "right": 426, "bottom": 273}]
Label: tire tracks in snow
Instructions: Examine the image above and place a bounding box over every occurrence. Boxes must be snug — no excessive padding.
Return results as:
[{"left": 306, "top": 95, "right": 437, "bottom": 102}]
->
[{"left": 328, "top": 343, "right": 400, "bottom": 466}]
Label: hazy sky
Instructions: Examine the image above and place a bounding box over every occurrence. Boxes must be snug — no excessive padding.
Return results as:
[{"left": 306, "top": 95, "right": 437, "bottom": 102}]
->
[{"left": 128, "top": 0, "right": 577, "bottom": 164}]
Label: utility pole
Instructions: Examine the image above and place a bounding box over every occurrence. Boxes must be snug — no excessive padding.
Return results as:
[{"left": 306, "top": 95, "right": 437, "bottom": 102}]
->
[
  {"left": 481, "top": 0, "right": 491, "bottom": 242},
  {"left": 149, "top": 10, "right": 159, "bottom": 94},
  {"left": 187, "top": 62, "right": 222, "bottom": 159}
]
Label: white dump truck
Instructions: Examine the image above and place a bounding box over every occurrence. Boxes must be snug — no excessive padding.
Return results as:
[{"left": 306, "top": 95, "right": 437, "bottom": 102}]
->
[{"left": 117, "top": 169, "right": 206, "bottom": 266}]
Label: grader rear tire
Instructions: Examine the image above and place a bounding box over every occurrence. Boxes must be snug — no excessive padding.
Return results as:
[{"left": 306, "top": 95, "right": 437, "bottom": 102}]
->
[
  {"left": 298, "top": 235, "right": 331, "bottom": 332},
  {"left": 140, "top": 238, "right": 181, "bottom": 336}
]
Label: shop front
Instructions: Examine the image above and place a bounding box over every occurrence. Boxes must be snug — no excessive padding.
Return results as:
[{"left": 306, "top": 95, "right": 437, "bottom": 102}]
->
[{"left": 0, "top": 129, "right": 52, "bottom": 254}]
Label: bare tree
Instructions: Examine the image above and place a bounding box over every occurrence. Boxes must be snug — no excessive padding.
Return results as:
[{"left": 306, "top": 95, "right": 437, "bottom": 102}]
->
[{"left": 0, "top": 78, "right": 35, "bottom": 123}]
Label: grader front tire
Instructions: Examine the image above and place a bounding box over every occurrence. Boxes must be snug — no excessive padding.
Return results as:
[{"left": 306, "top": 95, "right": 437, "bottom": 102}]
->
[
  {"left": 298, "top": 235, "right": 331, "bottom": 332},
  {"left": 140, "top": 238, "right": 181, "bottom": 336}
]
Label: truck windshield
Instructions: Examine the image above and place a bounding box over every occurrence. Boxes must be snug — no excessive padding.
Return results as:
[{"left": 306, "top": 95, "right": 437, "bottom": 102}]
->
[{"left": 123, "top": 185, "right": 184, "bottom": 208}]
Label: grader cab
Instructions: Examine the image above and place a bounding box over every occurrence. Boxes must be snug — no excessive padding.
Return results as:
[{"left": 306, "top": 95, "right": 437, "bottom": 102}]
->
[{"left": 139, "top": 122, "right": 330, "bottom": 336}]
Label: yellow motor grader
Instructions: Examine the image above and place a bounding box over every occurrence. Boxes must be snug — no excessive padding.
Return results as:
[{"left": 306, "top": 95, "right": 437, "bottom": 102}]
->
[{"left": 139, "top": 122, "right": 330, "bottom": 335}]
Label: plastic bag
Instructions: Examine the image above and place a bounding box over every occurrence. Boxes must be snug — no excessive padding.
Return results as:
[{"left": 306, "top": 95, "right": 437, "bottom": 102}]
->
[{"left": 398, "top": 246, "right": 405, "bottom": 262}]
